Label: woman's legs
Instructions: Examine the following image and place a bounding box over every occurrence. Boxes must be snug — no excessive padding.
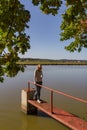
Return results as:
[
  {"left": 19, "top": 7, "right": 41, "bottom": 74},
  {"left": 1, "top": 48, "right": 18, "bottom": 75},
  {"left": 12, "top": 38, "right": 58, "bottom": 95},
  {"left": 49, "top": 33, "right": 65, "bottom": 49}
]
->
[
  {"left": 36, "top": 85, "right": 41, "bottom": 100},
  {"left": 33, "top": 82, "right": 42, "bottom": 101}
]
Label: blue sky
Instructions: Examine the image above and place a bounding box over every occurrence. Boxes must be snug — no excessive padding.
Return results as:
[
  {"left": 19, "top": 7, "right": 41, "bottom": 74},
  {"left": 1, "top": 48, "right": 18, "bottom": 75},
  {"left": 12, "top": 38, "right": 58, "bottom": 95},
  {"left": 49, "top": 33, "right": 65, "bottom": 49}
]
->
[{"left": 20, "top": 0, "right": 87, "bottom": 60}]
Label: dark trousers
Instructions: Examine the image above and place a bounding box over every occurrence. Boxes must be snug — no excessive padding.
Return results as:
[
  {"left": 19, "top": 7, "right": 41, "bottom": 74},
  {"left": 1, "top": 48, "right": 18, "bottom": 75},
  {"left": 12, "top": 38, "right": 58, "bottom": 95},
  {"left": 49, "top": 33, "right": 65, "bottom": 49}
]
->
[{"left": 34, "top": 81, "right": 42, "bottom": 100}]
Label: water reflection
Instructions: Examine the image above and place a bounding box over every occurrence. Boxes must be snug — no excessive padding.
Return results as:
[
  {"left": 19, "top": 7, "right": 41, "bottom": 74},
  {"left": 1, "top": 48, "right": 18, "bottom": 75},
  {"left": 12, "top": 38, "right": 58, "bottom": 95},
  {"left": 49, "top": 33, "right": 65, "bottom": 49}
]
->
[{"left": 21, "top": 113, "right": 69, "bottom": 130}]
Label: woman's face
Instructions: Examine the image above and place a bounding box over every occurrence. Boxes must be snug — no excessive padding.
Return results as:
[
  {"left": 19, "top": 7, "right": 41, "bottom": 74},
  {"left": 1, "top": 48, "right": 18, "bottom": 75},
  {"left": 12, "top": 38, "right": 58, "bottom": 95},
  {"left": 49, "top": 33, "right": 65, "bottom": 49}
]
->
[{"left": 38, "top": 64, "right": 42, "bottom": 70}]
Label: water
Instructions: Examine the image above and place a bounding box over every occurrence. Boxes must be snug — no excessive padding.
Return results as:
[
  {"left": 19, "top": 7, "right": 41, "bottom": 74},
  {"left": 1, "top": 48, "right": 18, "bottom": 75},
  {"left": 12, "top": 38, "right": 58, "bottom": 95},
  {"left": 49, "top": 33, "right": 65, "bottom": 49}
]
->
[{"left": 0, "top": 65, "right": 87, "bottom": 130}]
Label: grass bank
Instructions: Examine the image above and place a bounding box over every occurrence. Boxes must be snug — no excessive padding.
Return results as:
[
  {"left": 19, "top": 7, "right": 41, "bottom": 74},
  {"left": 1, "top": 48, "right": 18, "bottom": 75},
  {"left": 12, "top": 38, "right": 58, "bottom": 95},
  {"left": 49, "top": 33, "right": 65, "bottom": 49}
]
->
[{"left": 17, "top": 59, "right": 87, "bottom": 65}]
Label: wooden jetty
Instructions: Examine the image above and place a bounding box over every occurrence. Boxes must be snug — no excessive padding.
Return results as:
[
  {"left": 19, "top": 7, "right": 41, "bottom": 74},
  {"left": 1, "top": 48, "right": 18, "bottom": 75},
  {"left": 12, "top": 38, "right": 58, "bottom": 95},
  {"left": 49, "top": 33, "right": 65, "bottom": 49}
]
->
[{"left": 21, "top": 80, "right": 87, "bottom": 130}]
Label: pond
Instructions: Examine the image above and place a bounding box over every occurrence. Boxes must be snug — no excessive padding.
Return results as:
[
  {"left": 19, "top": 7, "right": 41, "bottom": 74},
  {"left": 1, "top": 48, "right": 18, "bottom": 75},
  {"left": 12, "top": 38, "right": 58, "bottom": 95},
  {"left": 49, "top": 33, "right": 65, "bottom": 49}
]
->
[{"left": 0, "top": 65, "right": 87, "bottom": 130}]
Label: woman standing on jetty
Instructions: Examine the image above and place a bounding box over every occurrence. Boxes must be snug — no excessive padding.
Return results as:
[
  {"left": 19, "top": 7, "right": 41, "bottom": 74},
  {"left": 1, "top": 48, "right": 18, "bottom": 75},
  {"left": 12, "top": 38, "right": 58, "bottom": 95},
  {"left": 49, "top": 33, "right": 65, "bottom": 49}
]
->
[{"left": 33, "top": 64, "right": 43, "bottom": 103}]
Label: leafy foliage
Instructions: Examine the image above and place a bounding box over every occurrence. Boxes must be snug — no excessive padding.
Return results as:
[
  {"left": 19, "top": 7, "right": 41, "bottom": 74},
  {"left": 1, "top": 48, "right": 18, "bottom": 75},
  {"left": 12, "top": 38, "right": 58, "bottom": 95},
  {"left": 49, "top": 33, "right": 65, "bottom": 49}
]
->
[
  {"left": 32, "top": 0, "right": 62, "bottom": 15},
  {"left": 60, "top": 0, "right": 87, "bottom": 52},
  {"left": 0, "top": 0, "right": 30, "bottom": 82}
]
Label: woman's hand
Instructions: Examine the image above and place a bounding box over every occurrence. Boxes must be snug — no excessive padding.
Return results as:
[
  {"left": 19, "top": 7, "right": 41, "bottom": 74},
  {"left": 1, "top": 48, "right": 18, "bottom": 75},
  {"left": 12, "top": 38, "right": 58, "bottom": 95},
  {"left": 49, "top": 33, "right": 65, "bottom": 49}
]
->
[{"left": 34, "top": 81, "right": 36, "bottom": 85}]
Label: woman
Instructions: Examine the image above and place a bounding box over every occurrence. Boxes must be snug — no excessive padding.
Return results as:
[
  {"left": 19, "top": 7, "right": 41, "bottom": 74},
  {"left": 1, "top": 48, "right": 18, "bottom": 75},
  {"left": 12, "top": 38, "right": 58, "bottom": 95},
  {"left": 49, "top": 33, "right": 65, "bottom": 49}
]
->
[{"left": 34, "top": 64, "right": 43, "bottom": 103}]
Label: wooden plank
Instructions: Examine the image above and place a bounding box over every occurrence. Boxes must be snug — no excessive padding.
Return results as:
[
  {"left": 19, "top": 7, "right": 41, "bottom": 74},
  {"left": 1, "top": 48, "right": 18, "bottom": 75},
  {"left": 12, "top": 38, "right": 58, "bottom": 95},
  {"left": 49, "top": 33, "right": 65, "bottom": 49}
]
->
[{"left": 28, "top": 99, "right": 87, "bottom": 130}]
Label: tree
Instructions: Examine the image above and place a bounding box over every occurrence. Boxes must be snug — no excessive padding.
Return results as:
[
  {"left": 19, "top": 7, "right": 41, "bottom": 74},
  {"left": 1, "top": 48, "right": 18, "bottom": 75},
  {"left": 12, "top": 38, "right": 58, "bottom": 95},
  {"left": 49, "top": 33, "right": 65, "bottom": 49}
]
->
[
  {"left": 60, "top": 0, "right": 87, "bottom": 52},
  {"left": 0, "top": 0, "right": 30, "bottom": 82},
  {"left": 0, "top": 0, "right": 87, "bottom": 82}
]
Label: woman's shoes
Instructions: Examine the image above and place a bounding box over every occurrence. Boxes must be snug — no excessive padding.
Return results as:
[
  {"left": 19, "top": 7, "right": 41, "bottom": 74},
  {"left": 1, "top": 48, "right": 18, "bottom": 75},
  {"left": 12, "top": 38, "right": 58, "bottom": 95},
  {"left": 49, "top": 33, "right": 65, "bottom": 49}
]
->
[{"left": 37, "top": 99, "right": 42, "bottom": 103}]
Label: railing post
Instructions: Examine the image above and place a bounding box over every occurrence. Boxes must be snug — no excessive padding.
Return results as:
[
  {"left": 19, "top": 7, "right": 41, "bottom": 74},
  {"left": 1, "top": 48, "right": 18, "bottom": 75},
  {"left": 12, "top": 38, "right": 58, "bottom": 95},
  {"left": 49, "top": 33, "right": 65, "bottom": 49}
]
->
[
  {"left": 28, "top": 82, "right": 30, "bottom": 91},
  {"left": 50, "top": 90, "right": 53, "bottom": 114}
]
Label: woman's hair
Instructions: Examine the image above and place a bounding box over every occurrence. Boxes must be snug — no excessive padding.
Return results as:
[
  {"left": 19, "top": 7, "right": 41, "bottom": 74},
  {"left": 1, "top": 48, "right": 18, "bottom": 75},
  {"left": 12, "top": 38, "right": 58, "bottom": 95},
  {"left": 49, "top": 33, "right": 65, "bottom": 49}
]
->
[{"left": 37, "top": 64, "right": 42, "bottom": 70}]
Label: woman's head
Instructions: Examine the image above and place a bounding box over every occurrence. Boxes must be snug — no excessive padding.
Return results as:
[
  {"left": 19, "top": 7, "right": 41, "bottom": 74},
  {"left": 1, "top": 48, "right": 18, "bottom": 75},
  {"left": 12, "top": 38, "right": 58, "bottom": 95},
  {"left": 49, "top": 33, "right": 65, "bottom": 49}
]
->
[{"left": 37, "top": 64, "right": 42, "bottom": 70}]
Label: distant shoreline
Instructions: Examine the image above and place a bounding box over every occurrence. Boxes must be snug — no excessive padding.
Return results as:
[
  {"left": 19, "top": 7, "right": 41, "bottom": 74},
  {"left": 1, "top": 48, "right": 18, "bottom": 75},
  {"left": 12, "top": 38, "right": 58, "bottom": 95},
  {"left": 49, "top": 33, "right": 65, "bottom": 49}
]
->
[{"left": 17, "top": 58, "right": 87, "bottom": 65}]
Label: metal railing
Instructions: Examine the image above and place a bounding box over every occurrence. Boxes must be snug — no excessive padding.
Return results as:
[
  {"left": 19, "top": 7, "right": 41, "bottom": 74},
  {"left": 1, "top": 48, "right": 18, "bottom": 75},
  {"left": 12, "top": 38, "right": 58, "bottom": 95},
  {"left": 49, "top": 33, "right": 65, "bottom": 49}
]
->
[{"left": 28, "top": 80, "right": 87, "bottom": 114}]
